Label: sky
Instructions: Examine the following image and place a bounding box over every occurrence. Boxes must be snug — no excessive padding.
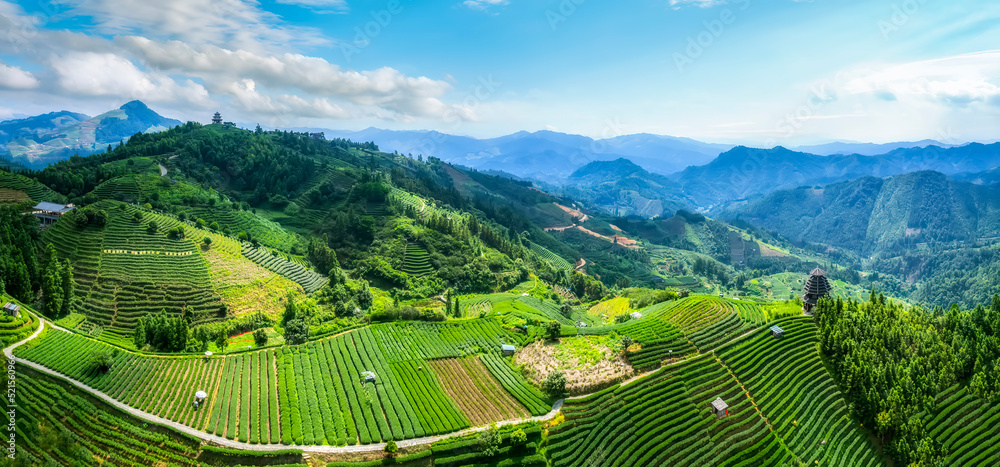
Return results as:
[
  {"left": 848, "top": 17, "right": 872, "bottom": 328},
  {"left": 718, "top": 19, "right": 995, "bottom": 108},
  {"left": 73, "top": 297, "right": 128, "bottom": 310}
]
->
[{"left": 0, "top": 0, "right": 998, "bottom": 146}]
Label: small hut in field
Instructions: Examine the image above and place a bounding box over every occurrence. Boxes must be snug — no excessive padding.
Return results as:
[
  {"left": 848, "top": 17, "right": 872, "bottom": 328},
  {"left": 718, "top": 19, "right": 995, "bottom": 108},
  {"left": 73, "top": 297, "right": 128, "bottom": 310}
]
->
[
  {"left": 711, "top": 397, "right": 729, "bottom": 418},
  {"left": 801, "top": 268, "right": 832, "bottom": 313}
]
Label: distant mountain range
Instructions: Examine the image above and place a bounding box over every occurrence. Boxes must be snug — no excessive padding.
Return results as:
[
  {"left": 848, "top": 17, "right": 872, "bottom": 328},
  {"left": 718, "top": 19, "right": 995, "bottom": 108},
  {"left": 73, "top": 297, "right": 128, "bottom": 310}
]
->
[
  {"left": 0, "top": 101, "right": 181, "bottom": 169},
  {"left": 673, "top": 143, "right": 1000, "bottom": 210},
  {"left": 789, "top": 139, "right": 956, "bottom": 156},
  {"left": 320, "top": 127, "right": 732, "bottom": 178},
  {"left": 552, "top": 158, "right": 687, "bottom": 218},
  {"left": 723, "top": 170, "right": 1000, "bottom": 256}
]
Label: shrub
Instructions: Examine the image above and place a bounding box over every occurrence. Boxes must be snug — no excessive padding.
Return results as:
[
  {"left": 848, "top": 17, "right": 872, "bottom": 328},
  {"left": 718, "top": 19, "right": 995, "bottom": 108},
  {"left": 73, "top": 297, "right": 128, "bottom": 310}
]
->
[
  {"left": 545, "top": 321, "right": 561, "bottom": 341},
  {"left": 560, "top": 302, "right": 573, "bottom": 318},
  {"left": 510, "top": 428, "right": 528, "bottom": 446},
  {"left": 87, "top": 348, "right": 116, "bottom": 373},
  {"left": 542, "top": 371, "right": 567, "bottom": 399},
  {"left": 202, "top": 236, "right": 213, "bottom": 247},
  {"left": 384, "top": 440, "right": 398, "bottom": 457},
  {"left": 253, "top": 328, "right": 268, "bottom": 346},
  {"left": 284, "top": 319, "right": 309, "bottom": 345},
  {"left": 478, "top": 425, "right": 502, "bottom": 457}
]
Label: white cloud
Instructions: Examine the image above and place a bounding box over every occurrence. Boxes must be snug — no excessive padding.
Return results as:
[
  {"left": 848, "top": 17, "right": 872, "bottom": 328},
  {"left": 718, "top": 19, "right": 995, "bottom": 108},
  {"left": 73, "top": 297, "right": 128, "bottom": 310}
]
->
[
  {"left": 50, "top": 52, "right": 212, "bottom": 107},
  {"left": 0, "top": 61, "right": 39, "bottom": 89},
  {"left": 842, "top": 51, "right": 1000, "bottom": 107},
  {"left": 55, "top": 0, "right": 328, "bottom": 51},
  {"left": 225, "top": 79, "right": 350, "bottom": 120},
  {"left": 463, "top": 0, "right": 508, "bottom": 11},
  {"left": 117, "top": 37, "right": 471, "bottom": 120}
]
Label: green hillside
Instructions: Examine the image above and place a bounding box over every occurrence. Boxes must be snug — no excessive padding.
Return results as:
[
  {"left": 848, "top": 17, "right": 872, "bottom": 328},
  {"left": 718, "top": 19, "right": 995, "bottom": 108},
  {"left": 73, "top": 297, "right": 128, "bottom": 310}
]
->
[{"left": 5, "top": 120, "right": 1000, "bottom": 467}]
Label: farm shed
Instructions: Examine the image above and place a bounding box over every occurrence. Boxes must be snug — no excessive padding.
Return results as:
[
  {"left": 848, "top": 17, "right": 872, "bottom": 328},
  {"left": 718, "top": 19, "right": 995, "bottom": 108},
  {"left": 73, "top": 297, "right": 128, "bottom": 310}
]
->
[
  {"left": 630, "top": 312, "right": 643, "bottom": 320},
  {"left": 361, "top": 371, "right": 377, "bottom": 383},
  {"left": 2, "top": 302, "right": 19, "bottom": 317},
  {"left": 770, "top": 325, "right": 784, "bottom": 339},
  {"left": 711, "top": 397, "right": 729, "bottom": 417},
  {"left": 31, "top": 202, "right": 74, "bottom": 226},
  {"left": 501, "top": 344, "right": 516, "bottom": 356}
]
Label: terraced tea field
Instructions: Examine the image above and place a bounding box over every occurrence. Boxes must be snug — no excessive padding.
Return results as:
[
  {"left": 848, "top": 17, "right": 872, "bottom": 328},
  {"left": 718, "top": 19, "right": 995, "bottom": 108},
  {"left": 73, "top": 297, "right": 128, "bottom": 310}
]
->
[
  {"left": 529, "top": 242, "right": 573, "bottom": 270},
  {"left": 549, "top": 317, "right": 882, "bottom": 467},
  {"left": 12, "top": 368, "right": 202, "bottom": 466},
  {"left": 206, "top": 237, "right": 305, "bottom": 316},
  {"left": 920, "top": 385, "right": 1000, "bottom": 465},
  {"left": 242, "top": 244, "right": 327, "bottom": 293},
  {"left": 42, "top": 202, "right": 226, "bottom": 343},
  {"left": 0, "top": 169, "right": 64, "bottom": 202},
  {"left": 15, "top": 317, "right": 545, "bottom": 446},
  {"left": 401, "top": 243, "right": 433, "bottom": 276}
]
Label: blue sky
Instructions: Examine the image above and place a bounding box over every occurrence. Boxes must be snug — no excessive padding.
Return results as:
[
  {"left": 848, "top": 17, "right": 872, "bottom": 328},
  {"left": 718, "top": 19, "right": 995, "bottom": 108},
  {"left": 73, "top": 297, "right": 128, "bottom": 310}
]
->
[{"left": 0, "top": 0, "right": 998, "bottom": 145}]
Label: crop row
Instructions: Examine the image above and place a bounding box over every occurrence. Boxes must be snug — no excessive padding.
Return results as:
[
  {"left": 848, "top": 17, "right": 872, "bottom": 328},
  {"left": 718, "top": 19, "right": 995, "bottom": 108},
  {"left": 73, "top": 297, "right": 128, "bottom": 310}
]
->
[
  {"left": 19, "top": 317, "right": 541, "bottom": 446},
  {"left": 16, "top": 328, "right": 227, "bottom": 431},
  {"left": 373, "top": 319, "right": 516, "bottom": 363},
  {"left": 716, "top": 317, "right": 882, "bottom": 466},
  {"left": 428, "top": 357, "right": 530, "bottom": 425},
  {"left": 921, "top": 385, "right": 1000, "bottom": 465},
  {"left": 184, "top": 205, "right": 300, "bottom": 251},
  {"left": 242, "top": 244, "right": 327, "bottom": 293},
  {"left": 0, "top": 170, "right": 62, "bottom": 202},
  {"left": 548, "top": 352, "right": 790, "bottom": 467},
  {"left": 480, "top": 353, "right": 551, "bottom": 416},
  {"left": 528, "top": 242, "right": 573, "bottom": 270},
  {"left": 14, "top": 368, "right": 201, "bottom": 466},
  {"left": 401, "top": 243, "right": 432, "bottom": 276}
]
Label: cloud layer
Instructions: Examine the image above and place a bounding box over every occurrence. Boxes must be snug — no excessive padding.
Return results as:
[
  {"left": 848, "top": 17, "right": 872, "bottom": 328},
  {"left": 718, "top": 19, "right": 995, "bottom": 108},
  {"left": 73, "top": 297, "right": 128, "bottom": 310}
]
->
[{"left": 0, "top": 0, "right": 471, "bottom": 125}]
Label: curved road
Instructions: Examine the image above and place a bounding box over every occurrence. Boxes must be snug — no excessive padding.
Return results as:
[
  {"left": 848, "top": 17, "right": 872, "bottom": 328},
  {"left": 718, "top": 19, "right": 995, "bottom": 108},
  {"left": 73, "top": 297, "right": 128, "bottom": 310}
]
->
[{"left": 4, "top": 312, "right": 563, "bottom": 454}]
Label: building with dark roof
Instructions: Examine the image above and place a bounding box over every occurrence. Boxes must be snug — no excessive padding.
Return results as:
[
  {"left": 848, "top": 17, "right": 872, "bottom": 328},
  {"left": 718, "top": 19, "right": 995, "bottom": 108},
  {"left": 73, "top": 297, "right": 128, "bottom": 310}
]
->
[{"left": 802, "top": 268, "right": 833, "bottom": 313}]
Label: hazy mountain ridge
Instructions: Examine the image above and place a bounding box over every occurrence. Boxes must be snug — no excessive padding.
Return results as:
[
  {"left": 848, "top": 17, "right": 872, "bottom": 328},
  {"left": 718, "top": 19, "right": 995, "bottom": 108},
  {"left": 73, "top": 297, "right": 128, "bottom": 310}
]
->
[
  {"left": 322, "top": 127, "right": 731, "bottom": 178},
  {"left": 555, "top": 158, "right": 687, "bottom": 218},
  {"left": 1, "top": 101, "right": 181, "bottom": 169},
  {"left": 724, "top": 170, "right": 1000, "bottom": 256},
  {"left": 676, "top": 143, "right": 1000, "bottom": 209}
]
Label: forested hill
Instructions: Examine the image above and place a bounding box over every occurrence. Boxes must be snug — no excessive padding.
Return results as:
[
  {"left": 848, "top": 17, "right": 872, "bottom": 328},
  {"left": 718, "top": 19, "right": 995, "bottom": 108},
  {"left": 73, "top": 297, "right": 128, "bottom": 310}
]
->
[
  {"left": 725, "top": 171, "right": 1000, "bottom": 256},
  {"left": 672, "top": 143, "right": 1000, "bottom": 209},
  {"left": 552, "top": 158, "right": 687, "bottom": 218},
  {"left": 724, "top": 171, "right": 1000, "bottom": 307},
  {"left": 2, "top": 100, "right": 182, "bottom": 169}
]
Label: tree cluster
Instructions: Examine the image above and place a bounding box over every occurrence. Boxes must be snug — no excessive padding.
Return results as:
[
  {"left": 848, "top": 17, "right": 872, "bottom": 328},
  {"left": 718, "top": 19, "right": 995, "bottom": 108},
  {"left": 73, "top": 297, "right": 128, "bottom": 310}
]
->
[
  {"left": 133, "top": 310, "right": 190, "bottom": 352},
  {"left": 815, "top": 292, "right": 1000, "bottom": 465}
]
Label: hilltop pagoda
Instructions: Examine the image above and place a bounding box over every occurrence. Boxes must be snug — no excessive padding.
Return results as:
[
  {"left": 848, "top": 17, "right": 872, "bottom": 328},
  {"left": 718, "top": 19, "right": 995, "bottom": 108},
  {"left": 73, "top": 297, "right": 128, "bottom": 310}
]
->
[
  {"left": 212, "top": 112, "right": 223, "bottom": 124},
  {"left": 802, "top": 268, "right": 833, "bottom": 313}
]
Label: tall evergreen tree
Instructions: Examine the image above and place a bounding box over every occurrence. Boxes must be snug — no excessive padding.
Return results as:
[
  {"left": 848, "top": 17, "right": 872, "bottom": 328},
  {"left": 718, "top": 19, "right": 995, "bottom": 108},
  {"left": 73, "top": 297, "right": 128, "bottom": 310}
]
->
[
  {"left": 60, "top": 258, "right": 74, "bottom": 316},
  {"left": 41, "top": 245, "right": 64, "bottom": 317}
]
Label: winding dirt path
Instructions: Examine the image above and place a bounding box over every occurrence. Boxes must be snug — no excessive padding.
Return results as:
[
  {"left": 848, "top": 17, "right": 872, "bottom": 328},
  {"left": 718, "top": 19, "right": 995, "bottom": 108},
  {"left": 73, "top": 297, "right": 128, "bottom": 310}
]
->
[{"left": 4, "top": 312, "right": 563, "bottom": 453}]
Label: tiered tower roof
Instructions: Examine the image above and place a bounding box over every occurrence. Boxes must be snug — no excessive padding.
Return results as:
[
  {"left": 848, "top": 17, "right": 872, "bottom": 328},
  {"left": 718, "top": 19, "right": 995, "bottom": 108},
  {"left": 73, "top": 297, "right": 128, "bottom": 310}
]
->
[{"left": 802, "top": 268, "right": 833, "bottom": 305}]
